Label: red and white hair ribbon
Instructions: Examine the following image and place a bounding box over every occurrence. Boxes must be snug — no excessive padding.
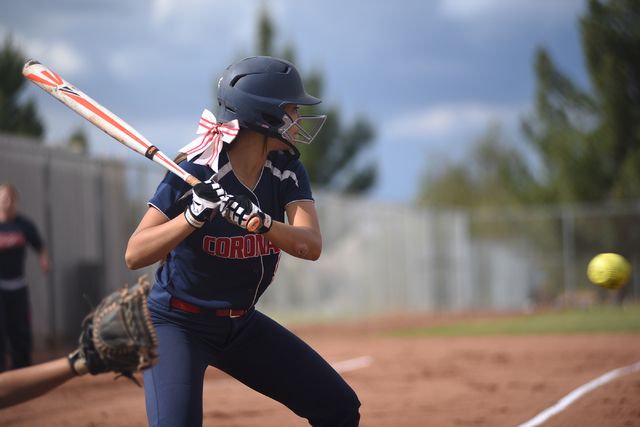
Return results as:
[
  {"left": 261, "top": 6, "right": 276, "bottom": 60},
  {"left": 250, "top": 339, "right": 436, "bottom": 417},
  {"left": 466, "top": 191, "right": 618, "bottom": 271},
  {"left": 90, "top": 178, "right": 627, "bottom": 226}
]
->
[{"left": 179, "top": 109, "right": 239, "bottom": 171}]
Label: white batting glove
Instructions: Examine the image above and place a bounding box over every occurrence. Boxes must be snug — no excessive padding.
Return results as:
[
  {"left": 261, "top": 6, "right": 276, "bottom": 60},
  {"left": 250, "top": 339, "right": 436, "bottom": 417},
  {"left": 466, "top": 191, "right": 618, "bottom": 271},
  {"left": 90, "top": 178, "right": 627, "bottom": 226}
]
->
[
  {"left": 221, "top": 195, "right": 272, "bottom": 234},
  {"left": 184, "top": 180, "right": 228, "bottom": 228}
]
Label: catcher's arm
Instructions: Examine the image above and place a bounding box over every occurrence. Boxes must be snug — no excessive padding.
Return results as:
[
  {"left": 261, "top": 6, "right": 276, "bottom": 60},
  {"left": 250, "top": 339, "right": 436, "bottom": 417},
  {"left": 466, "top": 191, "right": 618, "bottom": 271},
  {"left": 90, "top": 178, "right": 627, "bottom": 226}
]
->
[
  {"left": 0, "top": 357, "right": 76, "bottom": 410},
  {"left": 0, "top": 276, "right": 157, "bottom": 410}
]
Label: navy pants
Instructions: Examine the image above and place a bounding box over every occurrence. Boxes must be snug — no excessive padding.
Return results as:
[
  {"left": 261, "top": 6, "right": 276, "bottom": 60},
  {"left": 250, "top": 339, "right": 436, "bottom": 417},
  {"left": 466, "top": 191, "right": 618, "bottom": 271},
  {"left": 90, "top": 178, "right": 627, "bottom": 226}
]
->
[
  {"left": 0, "top": 287, "right": 32, "bottom": 372},
  {"left": 144, "top": 287, "right": 361, "bottom": 427}
]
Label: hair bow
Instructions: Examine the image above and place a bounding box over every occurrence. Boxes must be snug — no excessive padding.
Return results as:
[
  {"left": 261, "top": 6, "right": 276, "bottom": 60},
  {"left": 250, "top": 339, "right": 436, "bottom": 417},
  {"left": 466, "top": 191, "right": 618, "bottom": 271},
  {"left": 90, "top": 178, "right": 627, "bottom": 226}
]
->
[{"left": 178, "top": 109, "right": 239, "bottom": 171}]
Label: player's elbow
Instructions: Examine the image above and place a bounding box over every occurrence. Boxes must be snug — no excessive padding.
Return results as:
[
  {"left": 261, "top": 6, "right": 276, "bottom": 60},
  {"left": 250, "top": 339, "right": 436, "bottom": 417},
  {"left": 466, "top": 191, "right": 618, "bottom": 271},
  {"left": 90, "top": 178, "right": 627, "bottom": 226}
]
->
[
  {"left": 309, "top": 235, "right": 323, "bottom": 260},
  {"left": 124, "top": 247, "right": 150, "bottom": 271},
  {"left": 294, "top": 239, "right": 322, "bottom": 261},
  {"left": 309, "top": 242, "right": 322, "bottom": 261},
  {"left": 306, "top": 248, "right": 321, "bottom": 261},
  {"left": 124, "top": 250, "right": 141, "bottom": 270}
]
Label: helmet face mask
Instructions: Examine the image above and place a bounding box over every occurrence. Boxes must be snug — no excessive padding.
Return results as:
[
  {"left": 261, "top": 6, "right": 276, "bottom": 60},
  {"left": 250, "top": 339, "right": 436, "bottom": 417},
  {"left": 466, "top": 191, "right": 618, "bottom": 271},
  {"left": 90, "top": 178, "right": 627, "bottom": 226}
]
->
[
  {"left": 217, "top": 56, "right": 327, "bottom": 159},
  {"left": 279, "top": 112, "right": 326, "bottom": 145}
]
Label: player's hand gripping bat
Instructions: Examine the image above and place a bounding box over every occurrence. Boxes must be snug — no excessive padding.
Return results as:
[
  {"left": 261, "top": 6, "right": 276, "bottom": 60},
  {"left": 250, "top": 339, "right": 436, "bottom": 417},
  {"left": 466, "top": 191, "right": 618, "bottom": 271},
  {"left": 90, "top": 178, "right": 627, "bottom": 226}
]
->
[{"left": 22, "top": 59, "right": 262, "bottom": 231}]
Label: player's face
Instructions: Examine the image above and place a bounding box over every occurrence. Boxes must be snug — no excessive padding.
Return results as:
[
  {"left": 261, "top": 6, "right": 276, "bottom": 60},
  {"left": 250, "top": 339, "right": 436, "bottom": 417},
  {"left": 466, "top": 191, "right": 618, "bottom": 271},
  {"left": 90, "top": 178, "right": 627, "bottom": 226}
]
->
[
  {"left": 0, "top": 187, "right": 18, "bottom": 220},
  {"left": 284, "top": 104, "right": 301, "bottom": 142}
]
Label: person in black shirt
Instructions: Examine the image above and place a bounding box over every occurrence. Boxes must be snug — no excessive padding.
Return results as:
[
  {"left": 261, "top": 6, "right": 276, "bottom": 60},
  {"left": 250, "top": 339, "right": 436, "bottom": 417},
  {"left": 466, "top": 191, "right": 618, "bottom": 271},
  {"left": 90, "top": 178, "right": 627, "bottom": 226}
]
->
[{"left": 0, "top": 182, "right": 51, "bottom": 372}]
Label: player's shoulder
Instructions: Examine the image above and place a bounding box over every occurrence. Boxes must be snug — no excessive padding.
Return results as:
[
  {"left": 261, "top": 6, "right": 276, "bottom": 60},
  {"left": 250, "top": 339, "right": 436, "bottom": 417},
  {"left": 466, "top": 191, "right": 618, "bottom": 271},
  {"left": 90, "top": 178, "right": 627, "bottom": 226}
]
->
[
  {"left": 158, "top": 156, "right": 215, "bottom": 194},
  {"left": 8, "top": 214, "right": 39, "bottom": 235},
  {"left": 264, "top": 151, "right": 310, "bottom": 189},
  {"left": 177, "top": 157, "right": 215, "bottom": 180},
  {"left": 266, "top": 151, "right": 307, "bottom": 173},
  {"left": 153, "top": 157, "right": 211, "bottom": 203},
  {"left": 14, "top": 214, "right": 36, "bottom": 227}
]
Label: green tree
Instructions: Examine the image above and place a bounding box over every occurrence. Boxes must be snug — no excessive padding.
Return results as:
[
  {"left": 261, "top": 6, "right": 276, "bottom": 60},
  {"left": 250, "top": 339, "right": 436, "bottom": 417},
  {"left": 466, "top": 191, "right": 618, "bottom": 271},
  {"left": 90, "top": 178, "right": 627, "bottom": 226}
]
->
[
  {"left": 67, "top": 126, "right": 89, "bottom": 154},
  {"left": 0, "top": 35, "right": 44, "bottom": 137},
  {"left": 253, "top": 9, "right": 377, "bottom": 194},
  {"left": 418, "top": 123, "right": 536, "bottom": 207},
  {"left": 522, "top": 0, "right": 640, "bottom": 203},
  {"left": 581, "top": 0, "right": 640, "bottom": 199},
  {"left": 520, "top": 0, "right": 640, "bottom": 268},
  {"left": 520, "top": 48, "right": 603, "bottom": 203}
]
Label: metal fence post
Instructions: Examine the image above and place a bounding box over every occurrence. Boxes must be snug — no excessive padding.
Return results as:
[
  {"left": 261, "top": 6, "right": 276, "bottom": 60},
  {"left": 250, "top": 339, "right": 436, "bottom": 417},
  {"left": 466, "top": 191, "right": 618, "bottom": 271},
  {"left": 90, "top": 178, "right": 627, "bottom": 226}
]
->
[{"left": 562, "top": 207, "right": 576, "bottom": 306}]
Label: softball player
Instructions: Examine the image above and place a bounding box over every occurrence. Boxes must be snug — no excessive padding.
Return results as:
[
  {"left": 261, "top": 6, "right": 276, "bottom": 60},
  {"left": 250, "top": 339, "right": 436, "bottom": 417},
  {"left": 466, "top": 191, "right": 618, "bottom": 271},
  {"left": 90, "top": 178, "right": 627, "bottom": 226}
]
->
[{"left": 126, "top": 56, "right": 361, "bottom": 426}]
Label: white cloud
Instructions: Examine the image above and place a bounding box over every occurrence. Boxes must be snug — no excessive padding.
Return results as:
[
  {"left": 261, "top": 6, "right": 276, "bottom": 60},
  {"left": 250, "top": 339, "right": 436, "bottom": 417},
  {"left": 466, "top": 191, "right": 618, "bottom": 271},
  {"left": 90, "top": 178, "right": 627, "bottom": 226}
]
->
[
  {"left": 437, "top": 0, "right": 586, "bottom": 44},
  {"left": 106, "top": 49, "right": 144, "bottom": 81},
  {"left": 24, "top": 39, "right": 84, "bottom": 77},
  {"left": 151, "top": 0, "right": 175, "bottom": 23},
  {"left": 439, "top": 0, "right": 584, "bottom": 23},
  {"left": 385, "top": 103, "right": 521, "bottom": 140},
  {"left": 0, "top": 29, "right": 85, "bottom": 77},
  {"left": 439, "top": 0, "right": 507, "bottom": 20},
  {"left": 150, "top": 0, "right": 256, "bottom": 38},
  {"left": 150, "top": 0, "right": 221, "bottom": 24}
]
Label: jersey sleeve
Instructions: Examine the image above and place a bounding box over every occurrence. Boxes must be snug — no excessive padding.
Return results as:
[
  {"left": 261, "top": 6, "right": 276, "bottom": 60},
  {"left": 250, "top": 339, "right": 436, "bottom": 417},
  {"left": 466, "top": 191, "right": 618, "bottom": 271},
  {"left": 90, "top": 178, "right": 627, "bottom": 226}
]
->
[
  {"left": 282, "top": 159, "right": 314, "bottom": 207},
  {"left": 20, "top": 216, "right": 44, "bottom": 252}
]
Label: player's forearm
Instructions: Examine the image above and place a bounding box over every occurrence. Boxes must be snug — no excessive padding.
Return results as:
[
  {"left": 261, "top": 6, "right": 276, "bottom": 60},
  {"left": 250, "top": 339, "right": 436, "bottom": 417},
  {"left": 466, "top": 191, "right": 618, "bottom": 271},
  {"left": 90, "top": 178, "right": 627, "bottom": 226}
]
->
[
  {"left": 264, "top": 221, "right": 322, "bottom": 260},
  {"left": 38, "top": 248, "right": 52, "bottom": 273},
  {"left": 126, "top": 216, "right": 194, "bottom": 269},
  {"left": 0, "top": 358, "right": 76, "bottom": 410}
]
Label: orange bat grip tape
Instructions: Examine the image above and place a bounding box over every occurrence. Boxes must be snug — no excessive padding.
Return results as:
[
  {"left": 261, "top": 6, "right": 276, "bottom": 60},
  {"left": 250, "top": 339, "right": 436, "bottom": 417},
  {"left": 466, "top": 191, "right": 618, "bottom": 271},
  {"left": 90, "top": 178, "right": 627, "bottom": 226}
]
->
[{"left": 247, "top": 216, "right": 261, "bottom": 232}]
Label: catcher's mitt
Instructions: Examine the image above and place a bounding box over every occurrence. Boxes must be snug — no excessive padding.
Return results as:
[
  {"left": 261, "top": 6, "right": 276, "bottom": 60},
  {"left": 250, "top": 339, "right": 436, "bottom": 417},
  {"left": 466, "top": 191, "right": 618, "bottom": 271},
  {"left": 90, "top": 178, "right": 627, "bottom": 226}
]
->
[{"left": 68, "top": 275, "right": 159, "bottom": 386}]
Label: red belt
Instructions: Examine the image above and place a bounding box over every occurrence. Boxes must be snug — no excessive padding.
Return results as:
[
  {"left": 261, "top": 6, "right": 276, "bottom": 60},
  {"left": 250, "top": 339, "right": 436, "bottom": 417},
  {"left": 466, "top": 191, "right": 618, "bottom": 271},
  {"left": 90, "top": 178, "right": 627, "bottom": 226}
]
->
[{"left": 169, "top": 297, "right": 248, "bottom": 318}]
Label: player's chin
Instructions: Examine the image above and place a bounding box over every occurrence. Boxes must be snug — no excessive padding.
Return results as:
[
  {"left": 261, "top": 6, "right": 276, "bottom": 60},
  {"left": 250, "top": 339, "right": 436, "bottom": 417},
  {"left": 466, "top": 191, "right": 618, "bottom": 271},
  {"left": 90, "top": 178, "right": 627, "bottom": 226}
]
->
[{"left": 280, "top": 137, "right": 298, "bottom": 148}]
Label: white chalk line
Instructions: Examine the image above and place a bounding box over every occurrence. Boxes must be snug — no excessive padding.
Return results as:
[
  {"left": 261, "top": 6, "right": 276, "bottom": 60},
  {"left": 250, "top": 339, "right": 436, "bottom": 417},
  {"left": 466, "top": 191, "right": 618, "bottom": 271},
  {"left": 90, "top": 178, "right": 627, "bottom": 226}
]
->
[
  {"left": 516, "top": 360, "right": 640, "bottom": 427},
  {"left": 331, "top": 356, "right": 373, "bottom": 373}
]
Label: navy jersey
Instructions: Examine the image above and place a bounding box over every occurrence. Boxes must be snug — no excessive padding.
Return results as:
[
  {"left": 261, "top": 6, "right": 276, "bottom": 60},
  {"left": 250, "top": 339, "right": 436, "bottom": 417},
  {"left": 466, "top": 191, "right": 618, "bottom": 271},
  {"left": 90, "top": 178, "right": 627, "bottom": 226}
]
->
[
  {"left": 149, "top": 149, "right": 314, "bottom": 310},
  {"left": 0, "top": 215, "right": 44, "bottom": 280}
]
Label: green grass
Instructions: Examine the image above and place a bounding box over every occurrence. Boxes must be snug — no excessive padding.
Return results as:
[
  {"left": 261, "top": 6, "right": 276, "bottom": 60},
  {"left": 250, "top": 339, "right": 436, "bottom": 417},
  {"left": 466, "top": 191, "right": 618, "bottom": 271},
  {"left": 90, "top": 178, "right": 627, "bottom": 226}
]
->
[{"left": 387, "top": 305, "right": 640, "bottom": 338}]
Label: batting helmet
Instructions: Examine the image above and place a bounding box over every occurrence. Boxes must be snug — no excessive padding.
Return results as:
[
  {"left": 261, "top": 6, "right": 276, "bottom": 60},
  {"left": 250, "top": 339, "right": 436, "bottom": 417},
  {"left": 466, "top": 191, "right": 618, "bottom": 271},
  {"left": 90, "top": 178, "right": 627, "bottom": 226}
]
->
[{"left": 217, "top": 56, "right": 326, "bottom": 160}]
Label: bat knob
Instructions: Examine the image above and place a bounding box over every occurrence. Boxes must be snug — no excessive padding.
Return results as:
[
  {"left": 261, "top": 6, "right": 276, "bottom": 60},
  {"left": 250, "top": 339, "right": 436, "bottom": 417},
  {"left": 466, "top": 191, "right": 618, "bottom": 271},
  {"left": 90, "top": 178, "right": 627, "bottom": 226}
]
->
[{"left": 247, "top": 216, "right": 261, "bottom": 233}]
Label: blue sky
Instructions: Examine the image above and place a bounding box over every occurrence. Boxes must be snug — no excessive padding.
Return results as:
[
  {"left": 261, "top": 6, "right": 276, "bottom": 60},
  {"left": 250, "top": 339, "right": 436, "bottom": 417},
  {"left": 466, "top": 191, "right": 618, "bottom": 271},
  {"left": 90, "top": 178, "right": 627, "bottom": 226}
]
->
[{"left": 0, "top": 0, "right": 589, "bottom": 203}]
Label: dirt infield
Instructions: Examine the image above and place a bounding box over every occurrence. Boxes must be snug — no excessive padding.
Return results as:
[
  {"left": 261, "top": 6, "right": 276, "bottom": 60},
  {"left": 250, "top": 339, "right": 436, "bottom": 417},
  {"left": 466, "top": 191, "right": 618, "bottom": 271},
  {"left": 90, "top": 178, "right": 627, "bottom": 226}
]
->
[{"left": 2, "top": 313, "right": 640, "bottom": 427}]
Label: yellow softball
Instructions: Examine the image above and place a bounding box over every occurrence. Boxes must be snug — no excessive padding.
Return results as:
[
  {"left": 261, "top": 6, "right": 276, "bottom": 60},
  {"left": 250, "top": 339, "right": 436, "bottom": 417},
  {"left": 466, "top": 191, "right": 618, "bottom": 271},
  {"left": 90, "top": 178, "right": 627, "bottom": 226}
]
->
[{"left": 587, "top": 253, "right": 632, "bottom": 290}]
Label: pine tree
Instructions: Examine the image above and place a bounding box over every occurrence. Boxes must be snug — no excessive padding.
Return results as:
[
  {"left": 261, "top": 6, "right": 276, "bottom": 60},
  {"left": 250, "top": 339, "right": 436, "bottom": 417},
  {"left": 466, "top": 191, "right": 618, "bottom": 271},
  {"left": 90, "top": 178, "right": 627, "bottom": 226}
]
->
[{"left": 0, "top": 35, "right": 45, "bottom": 138}]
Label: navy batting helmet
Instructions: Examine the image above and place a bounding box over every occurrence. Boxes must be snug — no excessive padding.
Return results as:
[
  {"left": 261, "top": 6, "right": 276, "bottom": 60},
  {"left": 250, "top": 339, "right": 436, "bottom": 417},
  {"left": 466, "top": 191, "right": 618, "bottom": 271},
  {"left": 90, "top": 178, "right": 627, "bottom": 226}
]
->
[{"left": 217, "top": 56, "right": 326, "bottom": 160}]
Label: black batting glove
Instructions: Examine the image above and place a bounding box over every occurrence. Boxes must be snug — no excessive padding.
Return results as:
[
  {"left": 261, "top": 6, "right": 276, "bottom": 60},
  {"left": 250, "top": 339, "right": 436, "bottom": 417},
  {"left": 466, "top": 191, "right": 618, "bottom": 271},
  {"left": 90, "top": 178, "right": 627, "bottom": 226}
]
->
[
  {"left": 184, "top": 180, "right": 228, "bottom": 228},
  {"left": 248, "top": 210, "right": 272, "bottom": 234},
  {"left": 221, "top": 195, "right": 272, "bottom": 234}
]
